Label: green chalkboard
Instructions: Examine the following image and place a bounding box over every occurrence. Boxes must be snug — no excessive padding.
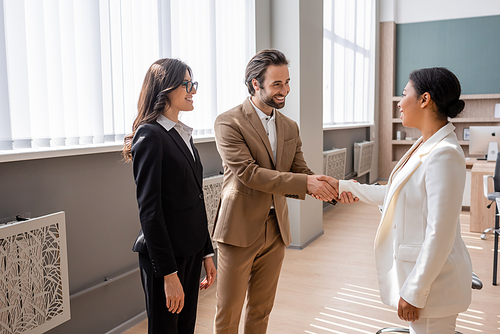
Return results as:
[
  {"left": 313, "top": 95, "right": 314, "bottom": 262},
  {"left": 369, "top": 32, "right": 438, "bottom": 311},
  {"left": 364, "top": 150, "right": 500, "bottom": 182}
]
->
[{"left": 396, "top": 15, "right": 500, "bottom": 95}]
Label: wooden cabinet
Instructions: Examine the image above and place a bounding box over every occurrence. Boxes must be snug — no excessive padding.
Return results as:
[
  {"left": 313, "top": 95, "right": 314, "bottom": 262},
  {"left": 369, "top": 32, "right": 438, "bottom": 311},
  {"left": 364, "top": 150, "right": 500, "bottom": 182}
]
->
[
  {"left": 470, "top": 161, "right": 496, "bottom": 233},
  {"left": 389, "top": 94, "right": 500, "bottom": 163}
]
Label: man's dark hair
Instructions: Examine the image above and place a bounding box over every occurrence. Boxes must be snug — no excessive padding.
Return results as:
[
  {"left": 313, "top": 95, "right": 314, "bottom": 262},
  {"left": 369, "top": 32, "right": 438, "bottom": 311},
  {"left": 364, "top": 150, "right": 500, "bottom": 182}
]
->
[{"left": 245, "top": 49, "right": 289, "bottom": 96}]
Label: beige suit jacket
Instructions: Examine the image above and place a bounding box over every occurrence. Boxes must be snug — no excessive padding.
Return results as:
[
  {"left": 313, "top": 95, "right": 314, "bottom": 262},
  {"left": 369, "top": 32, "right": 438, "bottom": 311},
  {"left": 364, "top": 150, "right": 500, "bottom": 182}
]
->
[
  {"left": 213, "top": 98, "right": 314, "bottom": 247},
  {"left": 339, "top": 123, "right": 472, "bottom": 318}
]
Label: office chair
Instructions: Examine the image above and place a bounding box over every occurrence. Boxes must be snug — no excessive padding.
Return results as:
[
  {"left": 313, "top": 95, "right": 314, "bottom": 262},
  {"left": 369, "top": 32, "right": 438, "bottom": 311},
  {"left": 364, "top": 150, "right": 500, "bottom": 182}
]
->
[
  {"left": 482, "top": 152, "right": 500, "bottom": 285},
  {"left": 375, "top": 273, "right": 483, "bottom": 334}
]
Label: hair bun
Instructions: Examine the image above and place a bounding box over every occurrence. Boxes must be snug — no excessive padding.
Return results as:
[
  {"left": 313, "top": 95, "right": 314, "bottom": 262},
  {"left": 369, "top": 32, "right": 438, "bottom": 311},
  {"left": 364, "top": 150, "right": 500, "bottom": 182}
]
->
[{"left": 447, "top": 99, "right": 465, "bottom": 118}]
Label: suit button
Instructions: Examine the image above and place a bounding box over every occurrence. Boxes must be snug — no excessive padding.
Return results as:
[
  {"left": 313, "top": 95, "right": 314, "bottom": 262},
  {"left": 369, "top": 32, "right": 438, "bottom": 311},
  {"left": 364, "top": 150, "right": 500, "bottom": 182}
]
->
[
  {"left": 199, "top": 193, "right": 204, "bottom": 200},
  {"left": 393, "top": 224, "right": 396, "bottom": 229}
]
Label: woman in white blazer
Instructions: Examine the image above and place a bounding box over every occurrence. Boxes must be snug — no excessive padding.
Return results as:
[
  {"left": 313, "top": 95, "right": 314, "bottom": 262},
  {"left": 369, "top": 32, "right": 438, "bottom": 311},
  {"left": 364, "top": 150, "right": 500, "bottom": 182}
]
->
[{"left": 337, "top": 68, "right": 472, "bottom": 333}]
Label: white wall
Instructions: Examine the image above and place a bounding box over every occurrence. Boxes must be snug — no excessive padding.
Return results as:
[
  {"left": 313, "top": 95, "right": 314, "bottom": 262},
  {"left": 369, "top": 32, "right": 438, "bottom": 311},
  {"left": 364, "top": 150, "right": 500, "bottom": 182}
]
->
[{"left": 380, "top": 0, "right": 500, "bottom": 23}]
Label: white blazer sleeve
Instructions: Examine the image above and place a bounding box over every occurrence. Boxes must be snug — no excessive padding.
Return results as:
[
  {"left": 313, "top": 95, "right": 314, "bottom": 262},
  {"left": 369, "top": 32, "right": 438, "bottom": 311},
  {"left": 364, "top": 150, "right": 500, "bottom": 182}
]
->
[
  {"left": 399, "top": 146, "right": 466, "bottom": 308},
  {"left": 339, "top": 180, "right": 386, "bottom": 206}
]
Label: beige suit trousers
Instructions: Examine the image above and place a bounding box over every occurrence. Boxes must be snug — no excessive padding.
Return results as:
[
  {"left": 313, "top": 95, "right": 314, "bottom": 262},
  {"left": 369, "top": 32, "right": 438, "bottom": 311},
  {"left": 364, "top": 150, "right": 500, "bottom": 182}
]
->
[{"left": 214, "top": 211, "right": 285, "bottom": 334}]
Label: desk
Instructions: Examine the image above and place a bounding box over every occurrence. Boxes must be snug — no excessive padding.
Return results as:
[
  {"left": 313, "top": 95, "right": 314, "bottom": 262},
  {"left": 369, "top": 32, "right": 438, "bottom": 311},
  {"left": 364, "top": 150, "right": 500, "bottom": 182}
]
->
[{"left": 470, "top": 161, "right": 496, "bottom": 232}]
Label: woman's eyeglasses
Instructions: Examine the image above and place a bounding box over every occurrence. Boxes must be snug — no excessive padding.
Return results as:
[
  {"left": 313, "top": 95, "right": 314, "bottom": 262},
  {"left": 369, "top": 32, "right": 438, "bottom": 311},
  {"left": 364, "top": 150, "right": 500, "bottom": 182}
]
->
[{"left": 182, "top": 80, "right": 198, "bottom": 93}]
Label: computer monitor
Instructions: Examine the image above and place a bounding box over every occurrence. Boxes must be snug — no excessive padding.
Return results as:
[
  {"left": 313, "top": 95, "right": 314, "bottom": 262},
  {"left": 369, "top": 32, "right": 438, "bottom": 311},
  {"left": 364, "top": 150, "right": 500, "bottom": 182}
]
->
[{"left": 469, "top": 126, "right": 500, "bottom": 161}]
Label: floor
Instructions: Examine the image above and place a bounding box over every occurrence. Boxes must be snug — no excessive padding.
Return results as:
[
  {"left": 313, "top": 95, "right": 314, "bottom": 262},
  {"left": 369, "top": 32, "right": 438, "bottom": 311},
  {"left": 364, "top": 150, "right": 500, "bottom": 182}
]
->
[{"left": 123, "top": 201, "right": 500, "bottom": 334}]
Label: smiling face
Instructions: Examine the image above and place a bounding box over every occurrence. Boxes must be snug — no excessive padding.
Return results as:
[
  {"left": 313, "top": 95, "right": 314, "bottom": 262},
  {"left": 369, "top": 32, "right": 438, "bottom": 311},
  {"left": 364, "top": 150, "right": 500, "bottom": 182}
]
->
[
  {"left": 398, "top": 80, "right": 423, "bottom": 129},
  {"left": 252, "top": 65, "right": 290, "bottom": 114},
  {"left": 167, "top": 69, "right": 196, "bottom": 115}
]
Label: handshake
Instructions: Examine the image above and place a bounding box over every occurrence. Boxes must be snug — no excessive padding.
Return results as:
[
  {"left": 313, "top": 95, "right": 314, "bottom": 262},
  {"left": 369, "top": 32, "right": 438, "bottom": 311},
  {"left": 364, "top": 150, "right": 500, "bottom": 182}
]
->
[{"left": 306, "top": 175, "right": 359, "bottom": 204}]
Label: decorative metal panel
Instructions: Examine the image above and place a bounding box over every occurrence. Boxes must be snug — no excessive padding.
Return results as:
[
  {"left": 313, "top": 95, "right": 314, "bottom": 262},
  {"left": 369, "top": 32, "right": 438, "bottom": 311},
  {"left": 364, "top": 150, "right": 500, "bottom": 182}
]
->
[
  {"left": 0, "top": 212, "right": 70, "bottom": 334},
  {"left": 354, "top": 141, "right": 374, "bottom": 177},
  {"left": 323, "top": 148, "right": 347, "bottom": 181},
  {"left": 202, "top": 175, "right": 224, "bottom": 249}
]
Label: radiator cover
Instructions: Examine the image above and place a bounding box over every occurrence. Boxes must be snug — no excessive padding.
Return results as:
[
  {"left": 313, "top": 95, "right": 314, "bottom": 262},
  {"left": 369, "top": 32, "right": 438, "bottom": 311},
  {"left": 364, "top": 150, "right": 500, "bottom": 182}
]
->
[{"left": 0, "top": 212, "right": 70, "bottom": 334}]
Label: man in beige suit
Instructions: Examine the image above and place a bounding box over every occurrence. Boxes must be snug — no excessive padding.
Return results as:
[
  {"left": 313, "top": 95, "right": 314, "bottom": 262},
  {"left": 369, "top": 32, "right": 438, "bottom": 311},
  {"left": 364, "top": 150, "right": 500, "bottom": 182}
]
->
[{"left": 213, "top": 49, "right": 337, "bottom": 334}]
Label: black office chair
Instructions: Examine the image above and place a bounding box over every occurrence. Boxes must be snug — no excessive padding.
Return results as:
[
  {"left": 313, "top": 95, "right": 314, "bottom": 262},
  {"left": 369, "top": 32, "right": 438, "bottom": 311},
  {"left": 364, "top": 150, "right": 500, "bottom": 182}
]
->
[
  {"left": 482, "top": 152, "right": 500, "bottom": 285},
  {"left": 375, "top": 273, "right": 483, "bottom": 334}
]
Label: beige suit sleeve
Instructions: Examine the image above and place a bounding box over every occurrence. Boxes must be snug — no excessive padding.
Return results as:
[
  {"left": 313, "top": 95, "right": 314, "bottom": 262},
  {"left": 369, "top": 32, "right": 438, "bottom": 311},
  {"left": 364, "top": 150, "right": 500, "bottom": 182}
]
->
[{"left": 214, "top": 115, "right": 308, "bottom": 199}]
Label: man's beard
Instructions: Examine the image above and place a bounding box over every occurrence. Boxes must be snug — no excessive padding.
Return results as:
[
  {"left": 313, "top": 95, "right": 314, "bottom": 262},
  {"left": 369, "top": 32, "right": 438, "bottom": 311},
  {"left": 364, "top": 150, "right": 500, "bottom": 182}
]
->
[{"left": 259, "top": 89, "right": 286, "bottom": 109}]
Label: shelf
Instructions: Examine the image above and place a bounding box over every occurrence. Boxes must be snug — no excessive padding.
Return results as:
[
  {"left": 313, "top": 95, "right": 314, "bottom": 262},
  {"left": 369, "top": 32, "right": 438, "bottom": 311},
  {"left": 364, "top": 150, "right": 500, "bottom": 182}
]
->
[
  {"left": 393, "top": 139, "right": 469, "bottom": 146},
  {"left": 385, "top": 91, "right": 500, "bottom": 178},
  {"left": 392, "top": 157, "right": 478, "bottom": 166},
  {"left": 460, "top": 94, "right": 500, "bottom": 100},
  {"left": 450, "top": 118, "right": 500, "bottom": 123},
  {"left": 392, "top": 118, "right": 500, "bottom": 124},
  {"left": 392, "top": 140, "right": 416, "bottom": 145},
  {"left": 392, "top": 93, "right": 500, "bottom": 101}
]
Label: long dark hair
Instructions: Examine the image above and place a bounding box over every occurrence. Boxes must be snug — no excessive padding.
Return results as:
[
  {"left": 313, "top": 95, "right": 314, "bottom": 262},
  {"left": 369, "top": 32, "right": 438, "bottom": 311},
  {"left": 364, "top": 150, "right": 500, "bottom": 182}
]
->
[
  {"left": 123, "top": 58, "right": 192, "bottom": 161},
  {"left": 409, "top": 67, "right": 465, "bottom": 119}
]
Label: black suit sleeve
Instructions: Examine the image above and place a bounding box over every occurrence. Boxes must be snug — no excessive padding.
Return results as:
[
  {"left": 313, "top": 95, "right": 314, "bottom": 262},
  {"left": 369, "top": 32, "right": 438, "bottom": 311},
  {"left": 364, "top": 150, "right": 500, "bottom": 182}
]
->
[
  {"left": 203, "top": 232, "right": 214, "bottom": 256},
  {"left": 132, "top": 126, "right": 177, "bottom": 277}
]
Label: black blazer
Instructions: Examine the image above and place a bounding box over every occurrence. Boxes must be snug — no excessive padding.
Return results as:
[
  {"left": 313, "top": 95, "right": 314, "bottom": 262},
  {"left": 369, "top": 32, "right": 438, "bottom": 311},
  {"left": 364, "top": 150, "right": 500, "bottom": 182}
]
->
[{"left": 131, "top": 122, "right": 214, "bottom": 278}]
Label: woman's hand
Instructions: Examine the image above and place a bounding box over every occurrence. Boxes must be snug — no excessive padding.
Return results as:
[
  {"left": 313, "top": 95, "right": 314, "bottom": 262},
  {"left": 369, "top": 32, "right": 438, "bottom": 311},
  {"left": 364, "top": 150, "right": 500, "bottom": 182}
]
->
[
  {"left": 398, "top": 297, "right": 420, "bottom": 322},
  {"left": 164, "top": 273, "right": 184, "bottom": 313},
  {"left": 200, "top": 257, "right": 217, "bottom": 290},
  {"left": 337, "top": 191, "right": 359, "bottom": 204}
]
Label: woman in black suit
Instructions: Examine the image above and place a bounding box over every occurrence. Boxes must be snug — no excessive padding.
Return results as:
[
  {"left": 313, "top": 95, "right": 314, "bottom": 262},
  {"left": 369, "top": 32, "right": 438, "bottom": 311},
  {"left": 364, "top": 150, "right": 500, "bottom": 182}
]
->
[{"left": 123, "top": 58, "right": 216, "bottom": 334}]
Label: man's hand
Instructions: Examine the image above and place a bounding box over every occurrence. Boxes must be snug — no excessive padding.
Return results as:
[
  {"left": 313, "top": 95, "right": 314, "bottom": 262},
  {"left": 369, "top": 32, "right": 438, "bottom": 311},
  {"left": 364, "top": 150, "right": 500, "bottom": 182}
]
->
[
  {"left": 307, "top": 175, "right": 338, "bottom": 201},
  {"left": 398, "top": 297, "right": 420, "bottom": 322},
  {"left": 164, "top": 273, "right": 184, "bottom": 313},
  {"left": 315, "top": 175, "right": 359, "bottom": 204},
  {"left": 200, "top": 257, "right": 217, "bottom": 290},
  {"left": 315, "top": 175, "right": 339, "bottom": 193}
]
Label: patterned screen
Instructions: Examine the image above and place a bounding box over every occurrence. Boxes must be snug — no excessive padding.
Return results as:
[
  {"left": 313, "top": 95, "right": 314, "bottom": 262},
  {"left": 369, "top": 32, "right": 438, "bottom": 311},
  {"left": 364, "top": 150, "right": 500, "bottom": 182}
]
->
[
  {"left": 0, "top": 212, "right": 70, "bottom": 334},
  {"left": 324, "top": 148, "right": 347, "bottom": 181},
  {"left": 203, "top": 175, "right": 224, "bottom": 249}
]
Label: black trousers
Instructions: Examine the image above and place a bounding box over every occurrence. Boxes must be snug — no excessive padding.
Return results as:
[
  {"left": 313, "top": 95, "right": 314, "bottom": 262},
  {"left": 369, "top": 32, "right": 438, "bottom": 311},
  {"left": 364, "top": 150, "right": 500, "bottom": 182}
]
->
[{"left": 139, "top": 250, "right": 204, "bottom": 334}]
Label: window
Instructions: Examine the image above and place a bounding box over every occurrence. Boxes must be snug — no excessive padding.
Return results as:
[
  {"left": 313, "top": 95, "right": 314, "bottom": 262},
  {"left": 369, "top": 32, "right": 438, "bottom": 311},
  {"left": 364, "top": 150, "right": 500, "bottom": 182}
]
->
[
  {"left": 0, "top": 0, "right": 255, "bottom": 152},
  {"left": 323, "top": 0, "right": 375, "bottom": 127}
]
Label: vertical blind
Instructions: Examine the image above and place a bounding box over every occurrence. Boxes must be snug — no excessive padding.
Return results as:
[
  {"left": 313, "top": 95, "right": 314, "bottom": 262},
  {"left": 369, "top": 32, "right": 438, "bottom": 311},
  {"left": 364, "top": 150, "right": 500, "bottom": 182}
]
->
[
  {"left": 0, "top": 0, "right": 255, "bottom": 151},
  {"left": 323, "top": 0, "right": 375, "bottom": 126}
]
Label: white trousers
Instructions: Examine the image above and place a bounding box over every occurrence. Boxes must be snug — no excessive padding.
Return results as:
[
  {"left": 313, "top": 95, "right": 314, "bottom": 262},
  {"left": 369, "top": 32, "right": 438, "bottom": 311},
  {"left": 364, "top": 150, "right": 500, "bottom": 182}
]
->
[{"left": 409, "top": 314, "right": 458, "bottom": 334}]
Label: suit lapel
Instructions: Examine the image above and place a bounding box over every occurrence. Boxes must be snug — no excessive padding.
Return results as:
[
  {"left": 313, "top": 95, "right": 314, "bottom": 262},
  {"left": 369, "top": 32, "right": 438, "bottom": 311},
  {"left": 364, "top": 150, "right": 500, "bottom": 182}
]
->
[
  {"left": 375, "top": 122, "right": 456, "bottom": 247},
  {"left": 190, "top": 137, "right": 203, "bottom": 185},
  {"left": 415, "top": 122, "right": 456, "bottom": 162},
  {"left": 384, "top": 138, "right": 424, "bottom": 204},
  {"left": 375, "top": 159, "right": 422, "bottom": 248},
  {"left": 166, "top": 128, "right": 203, "bottom": 190},
  {"left": 243, "top": 98, "right": 275, "bottom": 167},
  {"left": 275, "top": 110, "right": 284, "bottom": 170}
]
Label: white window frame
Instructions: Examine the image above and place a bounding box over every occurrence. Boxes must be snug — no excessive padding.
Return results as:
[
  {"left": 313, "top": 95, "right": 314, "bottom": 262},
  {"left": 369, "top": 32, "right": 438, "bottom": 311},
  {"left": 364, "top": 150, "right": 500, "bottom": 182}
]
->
[
  {"left": 0, "top": 0, "right": 255, "bottom": 163},
  {"left": 323, "top": 0, "right": 376, "bottom": 128}
]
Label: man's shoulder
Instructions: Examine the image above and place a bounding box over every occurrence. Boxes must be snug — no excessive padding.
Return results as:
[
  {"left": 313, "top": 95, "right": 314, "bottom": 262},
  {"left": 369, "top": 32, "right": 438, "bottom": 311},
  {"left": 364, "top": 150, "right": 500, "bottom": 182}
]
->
[{"left": 215, "top": 100, "right": 250, "bottom": 123}]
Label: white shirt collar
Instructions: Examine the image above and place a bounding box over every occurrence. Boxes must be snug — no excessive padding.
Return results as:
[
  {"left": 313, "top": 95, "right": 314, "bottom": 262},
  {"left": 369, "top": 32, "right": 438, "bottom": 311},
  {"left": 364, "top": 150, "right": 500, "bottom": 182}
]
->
[
  {"left": 156, "top": 114, "right": 195, "bottom": 160},
  {"left": 249, "top": 96, "right": 275, "bottom": 121},
  {"left": 156, "top": 114, "right": 193, "bottom": 136}
]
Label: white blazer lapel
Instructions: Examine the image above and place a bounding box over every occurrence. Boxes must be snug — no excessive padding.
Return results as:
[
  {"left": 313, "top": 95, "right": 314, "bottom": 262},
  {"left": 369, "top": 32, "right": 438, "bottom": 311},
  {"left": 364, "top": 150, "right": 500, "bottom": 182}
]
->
[
  {"left": 382, "top": 138, "right": 424, "bottom": 213},
  {"left": 375, "top": 122, "right": 457, "bottom": 248},
  {"left": 375, "top": 157, "right": 422, "bottom": 248},
  {"left": 416, "top": 122, "right": 456, "bottom": 162}
]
